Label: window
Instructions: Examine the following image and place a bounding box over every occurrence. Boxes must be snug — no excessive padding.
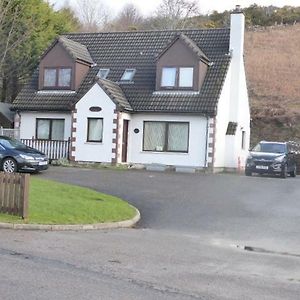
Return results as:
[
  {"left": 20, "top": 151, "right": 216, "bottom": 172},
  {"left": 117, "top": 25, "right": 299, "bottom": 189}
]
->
[
  {"left": 97, "top": 68, "right": 110, "bottom": 79},
  {"left": 161, "top": 67, "right": 194, "bottom": 89},
  {"left": 161, "top": 67, "right": 176, "bottom": 87},
  {"left": 179, "top": 67, "right": 193, "bottom": 87},
  {"left": 241, "top": 131, "right": 246, "bottom": 149},
  {"left": 36, "top": 119, "right": 65, "bottom": 140},
  {"left": 44, "top": 69, "right": 56, "bottom": 87},
  {"left": 43, "top": 67, "right": 72, "bottom": 88},
  {"left": 226, "top": 122, "right": 238, "bottom": 135},
  {"left": 143, "top": 121, "right": 189, "bottom": 153},
  {"left": 120, "top": 69, "right": 136, "bottom": 81},
  {"left": 87, "top": 118, "right": 103, "bottom": 142}
]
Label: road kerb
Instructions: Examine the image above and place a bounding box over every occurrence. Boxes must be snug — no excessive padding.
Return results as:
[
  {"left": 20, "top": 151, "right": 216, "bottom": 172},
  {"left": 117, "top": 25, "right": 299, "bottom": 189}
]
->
[{"left": 0, "top": 206, "right": 140, "bottom": 231}]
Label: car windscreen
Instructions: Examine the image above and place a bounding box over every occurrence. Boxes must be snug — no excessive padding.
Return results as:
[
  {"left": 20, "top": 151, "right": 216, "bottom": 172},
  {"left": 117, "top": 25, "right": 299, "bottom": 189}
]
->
[
  {"left": 252, "top": 143, "right": 286, "bottom": 154},
  {"left": 0, "top": 138, "right": 27, "bottom": 150}
]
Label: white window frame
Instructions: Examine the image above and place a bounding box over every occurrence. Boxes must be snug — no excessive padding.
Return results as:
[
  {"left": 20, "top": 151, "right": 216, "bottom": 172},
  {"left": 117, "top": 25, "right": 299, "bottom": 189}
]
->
[
  {"left": 97, "top": 68, "right": 110, "bottom": 79},
  {"left": 120, "top": 69, "right": 136, "bottom": 81},
  {"left": 143, "top": 121, "right": 189, "bottom": 153},
  {"left": 179, "top": 67, "right": 193, "bottom": 88},
  {"left": 161, "top": 67, "right": 176, "bottom": 87}
]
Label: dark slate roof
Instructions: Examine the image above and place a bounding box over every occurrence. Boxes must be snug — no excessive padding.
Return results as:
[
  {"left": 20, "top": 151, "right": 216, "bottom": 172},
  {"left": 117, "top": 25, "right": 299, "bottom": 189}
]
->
[
  {"left": 0, "top": 112, "right": 12, "bottom": 128},
  {"left": 157, "top": 33, "right": 210, "bottom": 63},
  {"left": 58, "top": 36, "right": 94, "bottom": 64},
  {"left": 97, "top": 79, "right": 132, "bottom": 111},
  {"left": 13, "top": 28, "right": 231, "bottom": 115}
]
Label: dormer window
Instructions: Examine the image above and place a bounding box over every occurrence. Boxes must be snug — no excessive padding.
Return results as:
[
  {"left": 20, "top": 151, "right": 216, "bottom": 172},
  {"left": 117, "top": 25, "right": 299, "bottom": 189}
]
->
[
  {"left": 97, "top": 68, "right": 110, "bottom": 79},
  {"left": 179, "top": 67, "right": 193, "bottom": 87},
  {"left": 121, "top": 69, "right": 136, "bottom": 82},
  {"left": 161, "top": 67, "right": 193, "bottom": 89},
  {"left": 43, "top": 67, "right": 72, "bottom": 89}
]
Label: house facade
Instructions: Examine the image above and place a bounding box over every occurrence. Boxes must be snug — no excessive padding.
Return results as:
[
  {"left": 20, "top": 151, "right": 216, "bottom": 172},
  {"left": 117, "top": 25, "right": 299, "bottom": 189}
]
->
[{"left": 12, "top": 7, "right": 250, "bottom": 172}]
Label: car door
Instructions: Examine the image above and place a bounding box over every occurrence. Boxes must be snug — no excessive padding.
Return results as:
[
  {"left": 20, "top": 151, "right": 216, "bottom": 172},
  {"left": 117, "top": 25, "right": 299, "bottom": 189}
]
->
[{"left": 0, "top": 144, "right": 5, "bottom": 166}]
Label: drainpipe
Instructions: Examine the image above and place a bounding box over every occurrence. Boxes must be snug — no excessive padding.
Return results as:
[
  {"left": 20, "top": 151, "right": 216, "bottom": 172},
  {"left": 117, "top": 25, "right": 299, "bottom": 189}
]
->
[{"left": 204, "top": 115, "right": 209, "bottom": 168}]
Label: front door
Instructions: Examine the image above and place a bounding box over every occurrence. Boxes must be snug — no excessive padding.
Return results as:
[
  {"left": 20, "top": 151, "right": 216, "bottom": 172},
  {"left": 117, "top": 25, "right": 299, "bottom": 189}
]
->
[{"left": 122, "top": 120, "right": 129, "bottom": 163}]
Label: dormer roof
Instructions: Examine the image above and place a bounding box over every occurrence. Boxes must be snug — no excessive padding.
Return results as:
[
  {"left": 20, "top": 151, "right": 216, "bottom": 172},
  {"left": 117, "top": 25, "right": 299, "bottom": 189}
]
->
[
  {"left": 97, "top": 79, "right": 132, "bottom": 111},
  {"left": 40, "top": 36, "right": 94, "bottom": 65},
  {"left": 156, "top": 33, "right": 210, "bottom": 64}
]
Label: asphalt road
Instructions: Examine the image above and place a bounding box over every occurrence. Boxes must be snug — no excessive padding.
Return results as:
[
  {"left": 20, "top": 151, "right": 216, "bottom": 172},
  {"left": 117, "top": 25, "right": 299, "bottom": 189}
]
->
[{"left": 0, "top": 167, "right": 299, "bottom": 299}]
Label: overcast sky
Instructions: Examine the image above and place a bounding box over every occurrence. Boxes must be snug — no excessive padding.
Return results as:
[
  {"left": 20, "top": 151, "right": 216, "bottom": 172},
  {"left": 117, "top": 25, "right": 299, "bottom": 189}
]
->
[{"left": 50, "top": 0, "right": 300, "bottom": 16}]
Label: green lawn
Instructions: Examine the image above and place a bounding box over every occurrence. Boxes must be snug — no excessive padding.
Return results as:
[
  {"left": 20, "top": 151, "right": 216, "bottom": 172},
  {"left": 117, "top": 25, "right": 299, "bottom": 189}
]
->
[{"left": 0, "top": 177, "right": 136, "bottom": 225}]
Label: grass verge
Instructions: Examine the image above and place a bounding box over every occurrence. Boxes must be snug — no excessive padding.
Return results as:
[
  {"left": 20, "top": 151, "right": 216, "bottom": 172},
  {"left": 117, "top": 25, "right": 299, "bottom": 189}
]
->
[{"left": 0, "top": 177, "right": 136, "bottom": 225}]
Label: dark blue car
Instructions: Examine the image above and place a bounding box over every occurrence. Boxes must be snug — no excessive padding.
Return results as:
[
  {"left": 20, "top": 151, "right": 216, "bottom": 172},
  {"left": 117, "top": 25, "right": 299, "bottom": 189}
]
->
[{"left": 0, "top": 136, "right": 48, "bottom": 173}]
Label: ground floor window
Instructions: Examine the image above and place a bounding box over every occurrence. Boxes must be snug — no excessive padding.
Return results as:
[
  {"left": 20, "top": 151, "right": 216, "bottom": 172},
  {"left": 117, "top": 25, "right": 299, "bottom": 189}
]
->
[
  {"left": 143, "top": 121, "right": 189, "bottom": 152},
  {"left": 36, "top": 119, "right": 65, "bottom": 140},
  {"left": 87, "top": 118, "right": 103, "bottom": 142}
]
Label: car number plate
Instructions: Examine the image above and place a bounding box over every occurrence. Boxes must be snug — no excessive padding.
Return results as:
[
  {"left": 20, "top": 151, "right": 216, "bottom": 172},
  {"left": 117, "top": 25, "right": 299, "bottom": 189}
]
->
[
  {"left": 39, "top": 161, "right": 48, "bottom": 166},
  {"left": 256, "top": 165, "right": 268, "bottom": 170}
]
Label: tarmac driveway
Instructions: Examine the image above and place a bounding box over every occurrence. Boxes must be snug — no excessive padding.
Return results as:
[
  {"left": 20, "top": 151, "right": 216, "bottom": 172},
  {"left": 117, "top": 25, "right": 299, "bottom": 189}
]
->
[
  {"left": 1, "top": 166, "right": 300, "bottom": 300},
  {"left": 41, "top": 166, "right": 300, "bottom": 253}
]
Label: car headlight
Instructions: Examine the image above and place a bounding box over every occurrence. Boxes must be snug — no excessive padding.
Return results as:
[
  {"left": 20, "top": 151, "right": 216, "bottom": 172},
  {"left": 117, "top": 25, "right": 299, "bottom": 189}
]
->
[
  {"left": 274, "top": 155, "right": 285, "bottom": 162},
  {"left": 19, "top": 154, "right": 35, "bottom": 160},
  {"left": 246, "top": 155, "right": 253, "bottom": 162}
]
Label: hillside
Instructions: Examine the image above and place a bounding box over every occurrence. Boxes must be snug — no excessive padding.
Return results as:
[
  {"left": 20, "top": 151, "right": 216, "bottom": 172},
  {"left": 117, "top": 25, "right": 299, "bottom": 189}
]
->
[{"left": 244, "top": 24, "right": 300, "bottom": 145}]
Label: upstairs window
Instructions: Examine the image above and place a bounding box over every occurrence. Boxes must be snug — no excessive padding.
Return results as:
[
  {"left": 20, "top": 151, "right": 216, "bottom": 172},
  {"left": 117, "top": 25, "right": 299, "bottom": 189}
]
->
[
  {"left": 179, "top": 67, "right": 193, "bottom": 87},
  {"left": 161, "top": 67, "right": 194, "bottom": 89},
  {"left": 97, "top": 68, "right": 110, "bottom": 79},
  {"left": 43, "top": 67, "right": 72, "bottom": 89},
  {"left": 120, "top": 69, "right": 136, "bottom": 82},
  {"left": 161, "top": 67, "right": 176, "bottom": 87}
]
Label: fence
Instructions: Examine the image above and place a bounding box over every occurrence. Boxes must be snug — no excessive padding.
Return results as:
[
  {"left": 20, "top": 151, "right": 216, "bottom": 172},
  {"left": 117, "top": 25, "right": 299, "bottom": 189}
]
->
[
  {"left": 0, "top": 173, "right": 30, "bottom": 219},
  {"left": 21, "top": 138, "right": 70, "bottom": 161},
  {"left": 0, "top": 127, "right": 20, "bottom": 139}
]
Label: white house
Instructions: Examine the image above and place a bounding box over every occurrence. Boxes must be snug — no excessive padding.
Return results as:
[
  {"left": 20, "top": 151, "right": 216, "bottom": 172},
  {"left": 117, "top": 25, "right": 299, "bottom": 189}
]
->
[{"left": 12, "top": 6, "right": 250, "bottom": 172}]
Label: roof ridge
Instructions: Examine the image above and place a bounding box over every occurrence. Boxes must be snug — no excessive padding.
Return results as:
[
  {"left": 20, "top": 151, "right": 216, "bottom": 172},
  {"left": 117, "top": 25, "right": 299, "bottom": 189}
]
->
[{"left": 64, "top": 27, "right": 230, "bottom": 36}]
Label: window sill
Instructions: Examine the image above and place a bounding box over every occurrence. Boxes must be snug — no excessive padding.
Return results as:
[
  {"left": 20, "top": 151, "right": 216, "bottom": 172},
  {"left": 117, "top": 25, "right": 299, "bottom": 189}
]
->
[
  {"left": 153, "top": 90, "right": 200, "bottom": 95},
  {"left": 85, "top": 141, "right": 103, "bottom": 145},
  {"left": 37, "top": 90, "right": 76, "bottom": 94},
  {"left": 141, "top": 151, "right": 188, "bottom": 155}
]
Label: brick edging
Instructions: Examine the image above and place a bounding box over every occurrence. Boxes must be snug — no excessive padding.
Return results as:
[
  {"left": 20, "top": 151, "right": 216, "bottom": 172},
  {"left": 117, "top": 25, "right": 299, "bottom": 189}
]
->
[{"left": 0, "top": 206, "right": 140, "bottom": 231}]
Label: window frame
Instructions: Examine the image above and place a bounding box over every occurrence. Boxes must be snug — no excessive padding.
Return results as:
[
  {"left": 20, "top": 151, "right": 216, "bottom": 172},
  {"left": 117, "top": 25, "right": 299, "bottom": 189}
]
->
[
  {"left": 43, "top": 67, "right": 72, "bottom": 89},
  {"left": 160, "top": 66, "right": 194, "bottom": 90},
  {"left": 87, "top": 118, "right": 104, "bottom": 143},
  {"left": 120, "top": 68, "right": 136, "bottom": 82},
  {"left": 97, "top": 68, "right": 110, "bottom": 79},
  {"left": 35, "top": 118, "right": 65, "bottom": 141},
  {"left": 142, "top": 121, "right": 189, "bottom": 153}
]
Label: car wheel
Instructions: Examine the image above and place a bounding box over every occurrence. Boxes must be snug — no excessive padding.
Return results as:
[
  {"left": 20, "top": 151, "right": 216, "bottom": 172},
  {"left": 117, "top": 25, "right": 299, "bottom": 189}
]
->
[
  {"left": 245, "top": 170, "right": 252, "bottom": 176},
  {"left": 280, "top": 164, "right": 287, "bottom": 179},
  {"left": 2, "top": 158, "right": 18, "bottom": 173},
  {"left": 289, "top": 165, "right": 297, "bottom": 177}
]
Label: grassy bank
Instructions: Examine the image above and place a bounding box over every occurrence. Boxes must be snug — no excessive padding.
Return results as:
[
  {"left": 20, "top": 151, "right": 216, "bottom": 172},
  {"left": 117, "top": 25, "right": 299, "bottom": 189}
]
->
[{"left": 0, "top": 177, "right": 136, "bottom": 225}]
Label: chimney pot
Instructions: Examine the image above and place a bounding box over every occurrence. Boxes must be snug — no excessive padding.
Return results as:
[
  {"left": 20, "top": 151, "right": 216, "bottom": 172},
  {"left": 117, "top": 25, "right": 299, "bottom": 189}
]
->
[{"left": 234, "top": 5, "right": 242, "bottom": 13}]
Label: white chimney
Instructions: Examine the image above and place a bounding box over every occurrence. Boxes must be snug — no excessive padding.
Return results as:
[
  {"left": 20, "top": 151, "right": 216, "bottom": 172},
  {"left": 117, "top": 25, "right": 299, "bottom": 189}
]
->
[{"left": 229, "top": 5, "right": 245, "bottom": 59}]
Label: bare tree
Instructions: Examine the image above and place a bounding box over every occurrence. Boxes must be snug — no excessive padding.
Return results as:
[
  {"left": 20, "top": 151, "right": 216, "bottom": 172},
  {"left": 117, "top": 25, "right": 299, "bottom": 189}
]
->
[
  {"left": 74, "top": 0, "right": 110, "bottom": 32},
  {"left": 0, "top": 0, "right": 33, "bottom": 101},
  {"left": 153, "top": 0, "right": 199, "bottom": 29},
  {"left": 107, "top": 3, "right": 143, "bottom": 31}
]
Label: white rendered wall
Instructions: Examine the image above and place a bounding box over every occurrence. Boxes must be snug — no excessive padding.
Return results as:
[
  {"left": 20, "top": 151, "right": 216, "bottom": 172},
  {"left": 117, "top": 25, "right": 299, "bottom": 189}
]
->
[
  {"left": 223, "top": 11, "right": 250, "bottom": 169},
  {"left": 214, "top": 64, "right": 232, "bottom": 168},
  {"left": 18, "top": 111, "right": 71, "bottom": 140},
  {"left": 74, "top": 83, "right": 116, "bottom": 163},
  {"left": 128, "top": 114, "right": 208, "bottom": 167}
]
